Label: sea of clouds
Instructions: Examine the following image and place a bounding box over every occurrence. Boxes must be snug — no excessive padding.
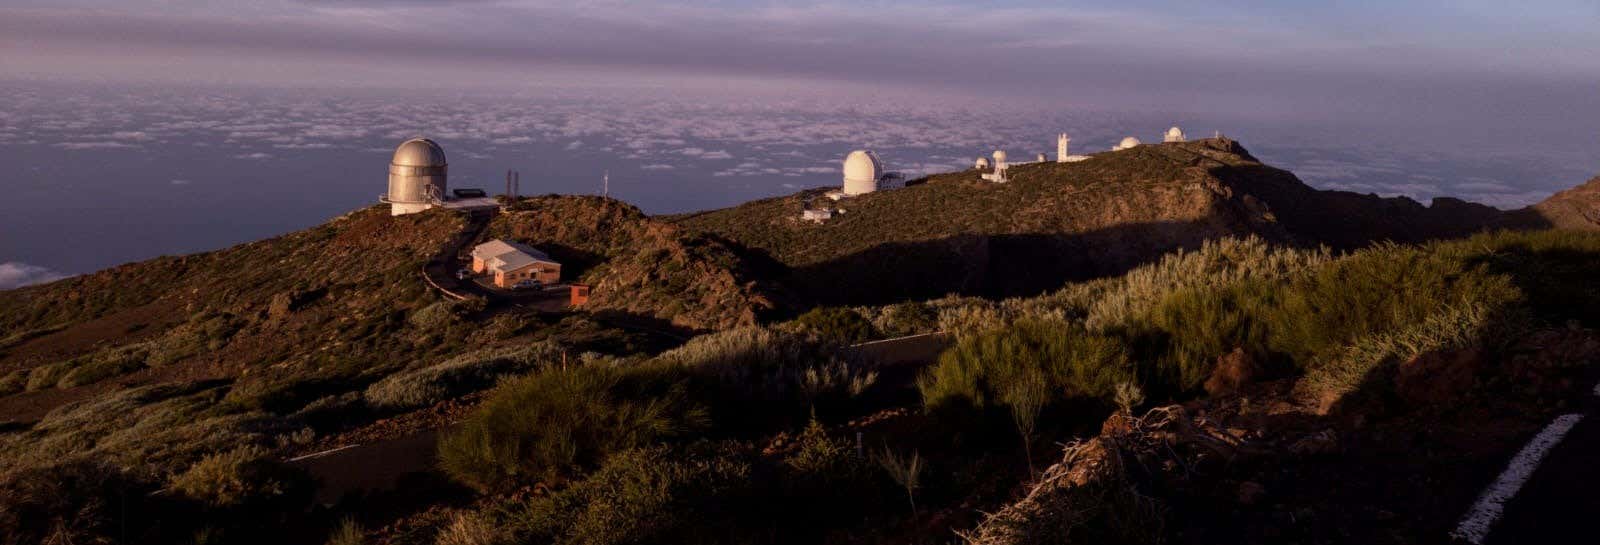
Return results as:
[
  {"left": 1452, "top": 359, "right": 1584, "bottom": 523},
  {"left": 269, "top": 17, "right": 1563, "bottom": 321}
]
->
[{"left": 1, "top": 81, "right": 1595, "bottom": 278}]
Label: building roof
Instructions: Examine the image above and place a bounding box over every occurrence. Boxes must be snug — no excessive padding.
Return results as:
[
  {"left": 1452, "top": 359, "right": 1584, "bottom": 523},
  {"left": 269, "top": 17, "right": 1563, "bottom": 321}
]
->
[
  {"left": 392, "top": 138, "right": 448, "bottom": 167},
  {"left": 473, "top": 239, "right": 557, "bottom": 273}
]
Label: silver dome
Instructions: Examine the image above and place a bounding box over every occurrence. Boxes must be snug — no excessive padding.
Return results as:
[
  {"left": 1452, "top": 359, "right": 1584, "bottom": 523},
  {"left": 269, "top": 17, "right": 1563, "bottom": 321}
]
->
[
  {"left": 387, "top": 137, "right": 448, "bottom": 210},
  {"left": 392, "top": 138, "right": 448, "bottom": 167}
]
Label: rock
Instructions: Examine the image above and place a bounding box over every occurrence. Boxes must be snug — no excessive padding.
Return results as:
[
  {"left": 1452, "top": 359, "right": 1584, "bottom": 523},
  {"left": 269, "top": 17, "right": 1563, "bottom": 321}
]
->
[
  {"left": 1238, "top": 481, "right": 1267, "bottom": 505},
  {"left": 1205, "top": 347, "right": 1262, "bottom": 397},
  {"left": 1396, "top": 347, "right": 1484, "bottom": 404},
  {"left": 1288, "top": 430, "right": 1339, "bottom": 456}
]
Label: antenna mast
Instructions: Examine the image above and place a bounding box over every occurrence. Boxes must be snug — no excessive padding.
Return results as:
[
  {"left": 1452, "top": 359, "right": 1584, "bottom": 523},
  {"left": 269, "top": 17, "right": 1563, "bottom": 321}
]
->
[{"left": 603, "top": 170, "right": 609, "bottom": 198}]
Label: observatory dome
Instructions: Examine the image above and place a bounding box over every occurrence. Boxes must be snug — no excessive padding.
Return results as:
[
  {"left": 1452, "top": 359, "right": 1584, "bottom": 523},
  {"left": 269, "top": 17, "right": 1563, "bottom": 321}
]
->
[
  {"left": 975, "top": 157, "right": 990, "bottom": 169},
  {"left": 392, "top": 138, "right": 448, "bottom": 167},
  {"left": 1164, "top": 126, "right": 1186, "bottom": 143},
  {"left": 386, "top": 137, "right": 449, "bottom": 215},
  {"left": 1114, "top": 136, "right": 1142, "bottom": 151},
  {"left": 842, "top": 150, "right": 884, "bottom": 196}
]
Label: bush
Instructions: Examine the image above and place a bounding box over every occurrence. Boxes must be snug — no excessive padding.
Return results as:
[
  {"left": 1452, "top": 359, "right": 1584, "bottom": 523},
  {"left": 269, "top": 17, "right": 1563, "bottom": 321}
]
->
[
  {"left": 876, "top": 301, "right": 939, "bottom": 337},
  {"left": 365, "top": 342, "right": 565, "bottom": 411},
  {"left": 920, "top": 318, "right": 1133, "bottom": 415},
  {"left": 657, "top": 326, "right": 877, "bottom": 427},
  {"left": 437, "top": 363, "right": 708, "bottom": 491},
  {"left": 0, "top": 459, "right": 152, "bottom": 545},
  {"left": 516, "top": 441, "right": 759, "bottom": 545},
  {"left": 0, "top": 370, "right": 24, "bottom": 397},
  {"left": 793, "top": 307, "right": 878, "bottom": 344},
  {"left": 58, "top": 344, "right": 149, "bottom": 388},
  {"left": 168, "top": 445, "right": 312, "bottom": 509}
]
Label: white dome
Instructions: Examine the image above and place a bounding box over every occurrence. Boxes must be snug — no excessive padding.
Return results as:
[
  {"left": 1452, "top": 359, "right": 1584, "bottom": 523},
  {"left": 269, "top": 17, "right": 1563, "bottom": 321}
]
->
[
  {"left": 842, "top": 150, "right": 883, "bottom": 196},
  {"left": 975, "top": 157, "right": 990, "bottom": 169},
  {"left": 1115, "top": 136, "right": 1142, "bottom": 150},
  {"left": 1164, "top": 126, "right": 1186, "bottom": 143},
  {"left": 992, "top": 150, "right": 1007, "bottom": 161}
]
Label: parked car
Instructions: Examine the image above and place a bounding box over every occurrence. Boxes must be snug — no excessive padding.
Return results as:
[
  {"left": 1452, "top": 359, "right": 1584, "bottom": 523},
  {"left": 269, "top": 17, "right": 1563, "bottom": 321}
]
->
[
  {"left": 455, "top": 268, "right": 472, "bottom": 280},
  {"left": 512, "top": 279, "right": 542, "bottom": 290}
]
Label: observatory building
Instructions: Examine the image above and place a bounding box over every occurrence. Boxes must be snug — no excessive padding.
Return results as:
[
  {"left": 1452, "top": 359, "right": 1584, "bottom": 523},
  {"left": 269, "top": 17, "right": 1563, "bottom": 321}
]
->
[
  {"left": 1164, "top": 126, "right": 1187, "bottom": 143},
  {"left": 981, "top": 150, "right": 1009, "bottom": 183},
  {"left": 384, "top": 138, "right": 449, "bottom": 216},
  {"left": 1112, "top": 136, "right": 1143, "bottom": 151},
  {"left": 1056, "top": 133, "right": 1090, "bottom": 162},
  {"left": 380, "top": 137, "right": 498, "bottom": 216},
  {"left": 975, "top": 157, "right": 990, "bottom": 169},
  {"left": 840, "top": 150, "right": 904, "bottom": 196}
]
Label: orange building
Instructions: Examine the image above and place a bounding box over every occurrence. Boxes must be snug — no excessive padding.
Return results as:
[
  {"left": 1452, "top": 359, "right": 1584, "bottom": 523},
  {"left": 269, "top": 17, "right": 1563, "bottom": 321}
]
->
[{"left": 471, "top": 239, "right": 561, "bottom": 288}]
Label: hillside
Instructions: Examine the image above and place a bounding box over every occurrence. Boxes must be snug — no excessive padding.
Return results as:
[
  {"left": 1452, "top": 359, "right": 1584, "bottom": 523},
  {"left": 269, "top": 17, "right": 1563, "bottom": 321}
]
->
[
  {"left": 486, "top": 195, "right": 781, "bottom": 331},
  {"left": 670, "top": 137, "right": 1522, "bottom": 305},
  {"left": 1526, "top": 175, "right": 1600, "bottom": 230}
]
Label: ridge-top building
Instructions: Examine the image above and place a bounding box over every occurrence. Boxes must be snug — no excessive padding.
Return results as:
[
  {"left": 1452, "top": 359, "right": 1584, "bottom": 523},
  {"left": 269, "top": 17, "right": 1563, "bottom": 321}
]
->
[{"left": 471, "top": 239, "right": 561, "bottom": 288}]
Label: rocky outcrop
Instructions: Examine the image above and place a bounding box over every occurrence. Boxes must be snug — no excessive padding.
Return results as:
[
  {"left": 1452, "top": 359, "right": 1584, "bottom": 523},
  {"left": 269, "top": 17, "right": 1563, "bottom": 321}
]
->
[
  {"left": 1524, "top": 175, "right": 1600, "bottom": 230},
  {"left": 490, "top": 196, "right": 780, "bottom": 331}
]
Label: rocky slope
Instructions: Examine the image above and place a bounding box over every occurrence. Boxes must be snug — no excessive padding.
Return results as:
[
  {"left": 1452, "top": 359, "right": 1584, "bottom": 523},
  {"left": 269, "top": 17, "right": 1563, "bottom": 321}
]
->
[
  {"left": 1525, "top": 175, "right": 1600, "bottom": 230},
  {"left": 670, "top": 138, "right": 1527, "bottom": 305},
  {"left": 486, "top": 195, "right": 781, "bottom": 332}
]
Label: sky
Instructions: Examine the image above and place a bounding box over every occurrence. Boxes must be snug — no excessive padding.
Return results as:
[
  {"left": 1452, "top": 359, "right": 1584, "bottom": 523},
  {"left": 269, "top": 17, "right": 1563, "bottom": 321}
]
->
[
  {"left": 1, "top": 1, "right": 1598, "bottom": 287},
  {"left": 4, "top": 1, "right": 1598, "bottom": 108}
]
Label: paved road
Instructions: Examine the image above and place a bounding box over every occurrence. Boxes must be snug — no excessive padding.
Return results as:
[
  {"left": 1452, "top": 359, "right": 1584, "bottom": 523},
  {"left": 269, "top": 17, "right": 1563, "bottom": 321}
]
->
[{"left": 1481, "top": 384, "right": 1600, "bottom": 544}]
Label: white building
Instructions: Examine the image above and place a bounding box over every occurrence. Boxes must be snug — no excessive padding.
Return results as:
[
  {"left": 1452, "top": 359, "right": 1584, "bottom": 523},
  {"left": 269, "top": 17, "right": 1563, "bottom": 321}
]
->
[
  {"left": 981, "top": 150, "right": 1009, "bottom": 183},
  {"left": 1056, "top": 133, "right": 1090, "bottom": 162},
  {"left": 975, "top": 157, "right": 991, "bottom": 169},
  {"left": 1112, "top": 136, "right": 1143, "bottom": 151},
  {"left": 841, "top": 150, "right": 904, "bottom": 196},
  {"left": 801, "top": 209, "right": 833, "bottom": 223},
  {"left": 1164, "top": 126, "right": 1187, "bottom": 143}
]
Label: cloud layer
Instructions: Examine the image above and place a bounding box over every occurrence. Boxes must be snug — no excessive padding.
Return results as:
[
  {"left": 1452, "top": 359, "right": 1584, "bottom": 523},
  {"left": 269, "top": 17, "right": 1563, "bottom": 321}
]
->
[{"left": 0, "top": 262, "right": 68, "bottom": 290}]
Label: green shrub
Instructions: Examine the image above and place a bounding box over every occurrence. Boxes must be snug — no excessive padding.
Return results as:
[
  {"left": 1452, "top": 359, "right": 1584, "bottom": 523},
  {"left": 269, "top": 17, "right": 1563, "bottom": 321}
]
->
[
  {"left": 59, "top": 345, "right": 149, "bottom": 388},
  {"left": 437, "top": 363, "right": 708, "bottom": 491},
  {"left": 1297, "top": 302, "right": 1500, "bottom": 407},
  {"left": 657, "top": 326, "right": 877, "bottom": 427},
  {"left": 920, "top": 318, "right": 1133, "bottom": 415},
  {"left": 876, "top": 301, "right": 939, "bottom": 337},
  {"left": 0, "top": 370, "right": 25, "bottom": 397},
  {"left": 793, "top": 307, "right": 878, "bottom": 344},
  {"left": 24, "top": 361, "right": 70, "bottom": 391},
  {"left": 325, "top": 518, "right": 367, "bottom": 545},
  {"left": 364, "top": 342, "right": 565, "bottom": 410},
  {"left": 516, "top": 441, "right": 759, "bottom": 545},
  {"left": 168, "top": 445, "right": 311, "bottom": 508}
]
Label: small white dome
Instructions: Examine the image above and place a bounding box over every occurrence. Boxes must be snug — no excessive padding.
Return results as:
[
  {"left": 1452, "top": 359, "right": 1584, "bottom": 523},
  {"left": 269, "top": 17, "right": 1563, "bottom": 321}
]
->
[
  {"left": 842, "top": 150, "right": 883, "bottom": 196},
  {"left": 975, "top": 157, "right": 990, "bottom": 169},
  {"left": 1115, "top": 136, "right": 1142, "bottom": 150},
  {"left": 992, "top": 150, "right": 1007, "bottom": 161},
  {"left": 1164, "top": 126, "right": 1186, "bottom": 143}
]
